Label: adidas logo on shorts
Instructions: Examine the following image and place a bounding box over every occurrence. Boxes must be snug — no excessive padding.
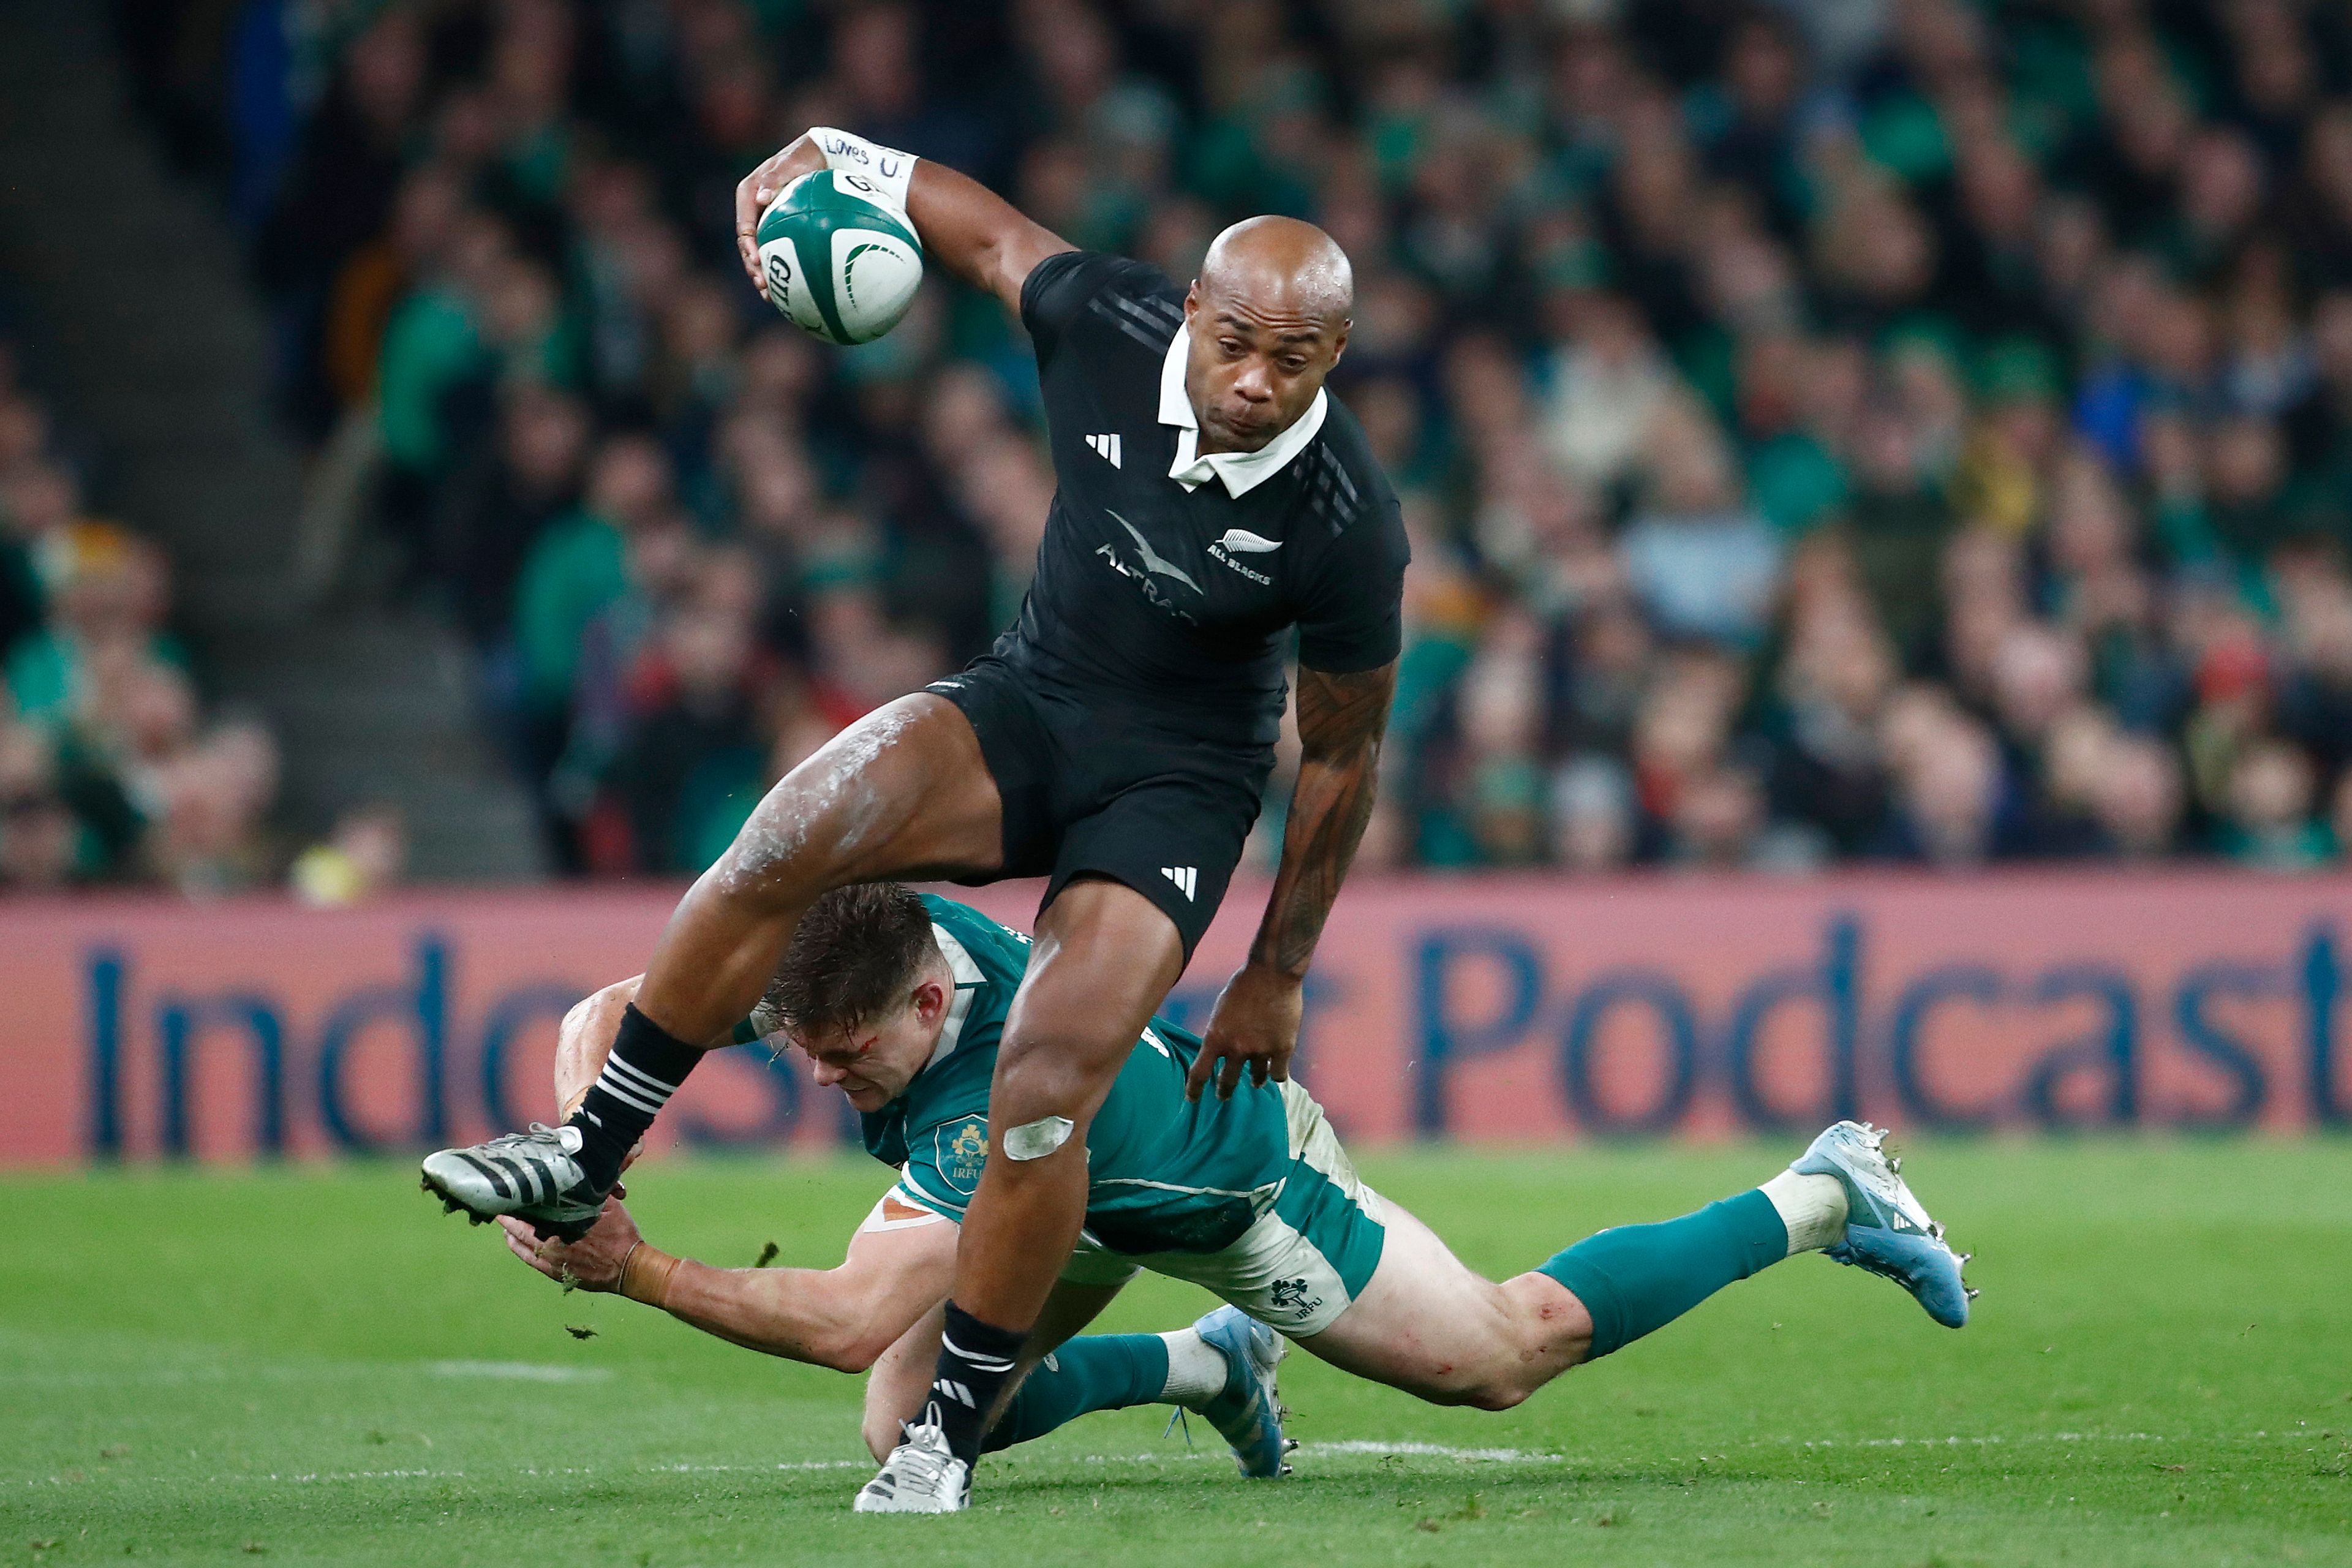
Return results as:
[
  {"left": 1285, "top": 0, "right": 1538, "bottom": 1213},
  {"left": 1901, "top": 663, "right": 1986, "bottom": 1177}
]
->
[
  {"left": 1086, "top": 432, "right": 1122, "bottom": 468},
  {"left": 1160, "top": 865, "right": 1197, "bottom": 900}
]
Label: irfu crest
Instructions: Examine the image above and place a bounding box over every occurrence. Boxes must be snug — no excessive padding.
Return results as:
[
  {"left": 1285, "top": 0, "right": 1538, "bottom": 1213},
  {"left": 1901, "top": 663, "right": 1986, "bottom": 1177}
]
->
[{"left": 936, "top": 1116, "right": 990, "bottom": 1195}]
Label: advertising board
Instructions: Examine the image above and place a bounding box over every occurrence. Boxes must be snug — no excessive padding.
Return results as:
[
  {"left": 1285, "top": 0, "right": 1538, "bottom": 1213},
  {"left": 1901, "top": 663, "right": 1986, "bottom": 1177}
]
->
[{"left": 3, "top": 871, "right": 2347, "bottom": 1165}]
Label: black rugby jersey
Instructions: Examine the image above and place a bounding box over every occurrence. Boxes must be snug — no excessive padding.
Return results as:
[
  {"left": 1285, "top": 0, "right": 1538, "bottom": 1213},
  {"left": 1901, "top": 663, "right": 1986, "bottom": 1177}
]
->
[{"left": 995, "top": 249, "right": 1409, "bottom": 750}]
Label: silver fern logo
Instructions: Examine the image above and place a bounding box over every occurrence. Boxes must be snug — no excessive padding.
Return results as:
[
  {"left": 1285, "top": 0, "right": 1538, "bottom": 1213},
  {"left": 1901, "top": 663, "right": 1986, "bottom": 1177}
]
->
[{"left": 1208, "top": 527, "right": 1280, "bottom": 584}]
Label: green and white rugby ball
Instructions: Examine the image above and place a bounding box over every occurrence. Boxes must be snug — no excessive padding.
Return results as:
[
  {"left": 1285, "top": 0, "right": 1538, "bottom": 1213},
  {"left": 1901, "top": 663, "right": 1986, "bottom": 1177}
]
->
[{"left": 755, "top": 170, "right": 924, "bottom": 346}]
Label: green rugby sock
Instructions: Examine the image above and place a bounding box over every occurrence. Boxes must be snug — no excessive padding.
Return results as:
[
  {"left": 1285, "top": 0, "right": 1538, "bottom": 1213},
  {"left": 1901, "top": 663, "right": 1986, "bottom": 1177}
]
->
[
  {"left": 1537, "top": 1189, "right": 1789, "bottom": 1360},
  {"left": 982, "top": 1333, "right": 1172, "bottom": 1453}
]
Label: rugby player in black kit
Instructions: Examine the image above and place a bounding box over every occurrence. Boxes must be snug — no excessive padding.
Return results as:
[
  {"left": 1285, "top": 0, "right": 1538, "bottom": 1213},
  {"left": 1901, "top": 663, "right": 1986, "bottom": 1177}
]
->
[{"left": 419, "top": 124, "right": 1407, "bottom": 1512}]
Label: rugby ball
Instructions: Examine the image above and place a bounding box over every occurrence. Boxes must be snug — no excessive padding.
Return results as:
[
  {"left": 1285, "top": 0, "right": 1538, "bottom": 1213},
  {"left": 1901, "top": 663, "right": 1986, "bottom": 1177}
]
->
[{"left": 755, "top": 170, "right": 924, "bottom": 346}]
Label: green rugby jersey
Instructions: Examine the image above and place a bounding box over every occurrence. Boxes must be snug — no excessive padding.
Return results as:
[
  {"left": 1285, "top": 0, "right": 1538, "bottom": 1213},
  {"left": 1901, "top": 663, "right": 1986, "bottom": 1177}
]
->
[{"left": 742, "top": 894, "right": 1294, "bottom": 1256}]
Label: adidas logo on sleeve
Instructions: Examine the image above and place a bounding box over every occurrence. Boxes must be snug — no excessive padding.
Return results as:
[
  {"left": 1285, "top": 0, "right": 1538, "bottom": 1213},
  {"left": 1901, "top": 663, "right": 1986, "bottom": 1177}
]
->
[
  {"left": 1086, "top": 433, "right": 1122, "bottom": 468},
  {"left": 1160, "top": 865, "right": 1197, "bottom": 900}
]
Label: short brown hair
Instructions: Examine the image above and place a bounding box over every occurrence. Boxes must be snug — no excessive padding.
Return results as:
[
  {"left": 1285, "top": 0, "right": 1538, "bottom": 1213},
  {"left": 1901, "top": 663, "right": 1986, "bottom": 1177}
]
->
[{"left": 766, "top": 883, "right": 937, "bottom": 1038}]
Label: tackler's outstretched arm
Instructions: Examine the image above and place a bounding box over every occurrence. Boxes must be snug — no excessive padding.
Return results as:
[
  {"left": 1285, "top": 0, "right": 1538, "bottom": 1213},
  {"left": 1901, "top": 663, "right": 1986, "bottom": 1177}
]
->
[{"left": 503, "top": 1195, "right": 956, "bottom": 1375}]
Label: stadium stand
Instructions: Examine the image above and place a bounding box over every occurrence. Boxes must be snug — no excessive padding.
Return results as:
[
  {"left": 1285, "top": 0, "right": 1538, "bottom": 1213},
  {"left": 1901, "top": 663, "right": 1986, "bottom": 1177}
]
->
[
  {"left": 111, "top": 0, "right": 2352, "bottom": 878},
  {"left": 0, "top": 0, "right": 549, "bottom": 891},
  {"left": 0, "top": 305, "right": 287, "bottom": 894}
]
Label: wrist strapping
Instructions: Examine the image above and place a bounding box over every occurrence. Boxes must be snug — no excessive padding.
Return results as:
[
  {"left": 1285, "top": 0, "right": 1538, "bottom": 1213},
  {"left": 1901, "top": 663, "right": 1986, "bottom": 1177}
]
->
[
  {"left": 619, "top": 1242, "right": 683, "bottom": 1309},
  {"left": 807, "top": 126, "right": 917, "bottom": 210}
]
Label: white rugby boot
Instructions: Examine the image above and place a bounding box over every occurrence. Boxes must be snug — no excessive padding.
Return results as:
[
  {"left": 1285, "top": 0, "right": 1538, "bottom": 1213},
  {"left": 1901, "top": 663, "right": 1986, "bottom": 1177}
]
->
[{"left": 853, "top": 1410, "right": 970, "bottom": 1514}]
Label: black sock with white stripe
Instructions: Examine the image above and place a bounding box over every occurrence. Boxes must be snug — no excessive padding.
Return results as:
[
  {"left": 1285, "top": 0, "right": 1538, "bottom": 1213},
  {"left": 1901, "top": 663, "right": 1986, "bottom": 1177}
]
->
[
  {"left": 926, "top": 1302, "right": 1028, "bottom": 1469},
  {"left": 566, "top": 1004, "right": 704, "bottom": 1193}
]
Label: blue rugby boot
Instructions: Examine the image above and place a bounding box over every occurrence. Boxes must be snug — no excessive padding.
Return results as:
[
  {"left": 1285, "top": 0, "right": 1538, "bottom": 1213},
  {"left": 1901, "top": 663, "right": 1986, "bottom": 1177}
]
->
[
  {"left": 1192, "top": 1305, "right": 1293, "bottom": 1478},
  {"left": 1791, "top": 1121, "right": 1975, "bottom": 1328}
]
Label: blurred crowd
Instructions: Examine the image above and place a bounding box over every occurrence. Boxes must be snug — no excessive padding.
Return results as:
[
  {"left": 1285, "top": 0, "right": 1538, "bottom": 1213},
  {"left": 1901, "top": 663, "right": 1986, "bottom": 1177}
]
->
[
  {"left": 131, "top": 0, "right": 2352, "bottom": 876},
  {"left": 0, "top": 332, "right": 285, "bottom": 894}
]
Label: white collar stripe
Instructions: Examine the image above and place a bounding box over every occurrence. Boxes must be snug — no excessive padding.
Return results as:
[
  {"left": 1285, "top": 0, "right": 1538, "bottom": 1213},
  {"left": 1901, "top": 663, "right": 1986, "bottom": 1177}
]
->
[{"left": 924, "top": 924, "right": 986, "bottom": 1071}]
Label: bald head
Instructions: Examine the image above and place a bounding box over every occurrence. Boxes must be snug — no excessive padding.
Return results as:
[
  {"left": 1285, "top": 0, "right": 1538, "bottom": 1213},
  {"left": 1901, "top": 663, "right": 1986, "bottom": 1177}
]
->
[
  {"left": 1183, "top": 217, "right": 1353, "bottom": 455},
  {"left": 1199, "top": 216, "right": 1354, "bottom": 326}
]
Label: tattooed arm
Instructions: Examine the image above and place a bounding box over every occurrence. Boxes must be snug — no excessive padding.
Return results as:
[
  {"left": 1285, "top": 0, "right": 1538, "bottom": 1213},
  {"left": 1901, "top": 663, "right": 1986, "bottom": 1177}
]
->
[
  {"left": 1187, "top": 659, "right": 1396, "bottom": 1100},
  {"left": 1252, "top": 661, "right": 1396, "bottom": 976}
]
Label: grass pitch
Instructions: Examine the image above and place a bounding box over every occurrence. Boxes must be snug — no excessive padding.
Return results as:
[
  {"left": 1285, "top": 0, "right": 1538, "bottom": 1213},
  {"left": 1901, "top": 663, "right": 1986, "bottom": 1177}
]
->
[{"left": 4, "top": 1140, "right": 2349, "bottom": 1567}]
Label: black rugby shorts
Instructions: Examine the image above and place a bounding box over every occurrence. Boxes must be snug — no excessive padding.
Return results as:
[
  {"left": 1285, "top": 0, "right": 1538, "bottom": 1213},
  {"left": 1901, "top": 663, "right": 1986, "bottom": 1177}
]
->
[{"left": 927, "top": 657, "right": 1272, "bottom": 959}]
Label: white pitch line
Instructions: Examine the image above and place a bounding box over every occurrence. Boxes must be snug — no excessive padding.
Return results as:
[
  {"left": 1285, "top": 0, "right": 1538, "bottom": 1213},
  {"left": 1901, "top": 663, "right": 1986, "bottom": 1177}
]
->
[
  {"left": 1784, "top": 1431, "right": 2188, "bottom": 1450},
  {"left": 0, "top": 1365, "right": 368, "bottom": 1390},
  {"left": 265, "top": 1469, "right": 464, "bottom": 1483},
  {"left": 643, "top": 1460, "right": 869, "bottom": 1474},
  {"left": 21, "top": 1460, "right": 876, "bottom": 1489},
  {"left": 1295, "top": 1441, "right": 1565, "bottom": 1463},
  {"left": 426, "top": 1361, "right": 612, "bottom": 1383},
  {"left": 1, "top": 1360, "right": 617, "bottom": 1389},
  {"left": 17, "top": 1447, "right": 1553, "bottom": 1490},
  {"left": 18, "top": 1430, "right": 2301, "bottom": 1491}
]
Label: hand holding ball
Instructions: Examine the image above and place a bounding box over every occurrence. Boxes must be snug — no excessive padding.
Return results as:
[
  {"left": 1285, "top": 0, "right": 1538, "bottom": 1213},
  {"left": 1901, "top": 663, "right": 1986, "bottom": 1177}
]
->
[{"left": 755, "top": 171, "right": 924, "bottom": 346}]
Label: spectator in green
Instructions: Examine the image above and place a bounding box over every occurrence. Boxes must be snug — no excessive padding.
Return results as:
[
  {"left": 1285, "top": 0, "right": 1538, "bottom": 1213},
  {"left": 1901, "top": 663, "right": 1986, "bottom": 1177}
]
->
[
  {"left": 513, "top": 433, "right": 673, "bottom": 713},
  {"left": 375, "top": 208, "right": 505, "bottom": 484}
]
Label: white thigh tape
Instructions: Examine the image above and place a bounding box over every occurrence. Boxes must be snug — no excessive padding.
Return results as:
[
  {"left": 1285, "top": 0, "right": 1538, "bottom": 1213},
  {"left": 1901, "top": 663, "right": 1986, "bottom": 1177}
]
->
[
  {"left": 859, "top": 1188, "right": 949, "bottom": 1233},
  {"left": 1003, "top": 1115, "right": 1075, "bottom": 1161}
]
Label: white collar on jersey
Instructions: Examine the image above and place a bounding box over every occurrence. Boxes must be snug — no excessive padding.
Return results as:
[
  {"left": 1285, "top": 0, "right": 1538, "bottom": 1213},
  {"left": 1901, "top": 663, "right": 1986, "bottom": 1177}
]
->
[
  {"left": 1157, "top": 323, "right": 1329, "bottom": 497},
  {"left": 922, "top": 922, "right": 987, "bottom": 1072}
]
